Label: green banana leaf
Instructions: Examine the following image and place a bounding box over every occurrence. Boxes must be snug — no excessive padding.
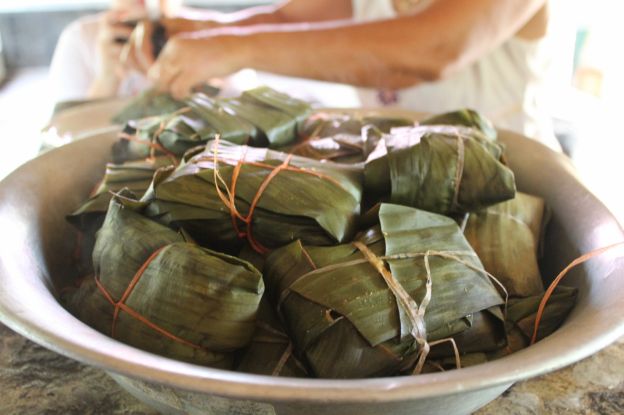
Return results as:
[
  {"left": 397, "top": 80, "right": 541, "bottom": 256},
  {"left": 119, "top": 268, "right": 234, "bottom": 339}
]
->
[
  {"left": 241, "top": 86, "right": 312, "bottom": 129},
  {"left": 290, "top": 113, "right": 415, "bottom": 163},
  {"left": 428, "top": 307, "right": 506, "bottom": 360},
  {"left": 217, "top": 99, "right": 295, "bottom": 148},
  {"left": 67, "top": 157, "right": 171, "bottom": 232},
  {"left": 112, "top": 86, "right": 309, "bottom": 163},
  {"left": 264, "top": 204, "right": 504, "bottom": 378},
  {"left": 214, "top": 86, "right": 312, "bottom": 148},
  {"left": 64, "top": 191, "right": 264, "bottom": 367},
  {"left": 236, "top": 298, "right": 310, "bottom": 377},
  {"left": 364, "top": 125, "right": 516, "bottom": 214},
  {"left": 420, "top": 108, "right": 498, "bottom": 141},
  {"left": 506, "top": 285, "right": 577, "bottom": 343},
  {"left": 463, "top": 192, "right": 547, "bottom": 297},
  {"left": 300, "top": 112, "right": 415, "bottom": 138},
  {"left": 112, "top": 93, "right": 256, "bottom": 164},
  {"left": 286, "top": 133, "right": 366, "bottom": 163},
  {"left": 143, "top": 139, "right": 363, "bottom": 253},
  {"left": 111, "top": 88, "right": 187, "bottom": 125}
]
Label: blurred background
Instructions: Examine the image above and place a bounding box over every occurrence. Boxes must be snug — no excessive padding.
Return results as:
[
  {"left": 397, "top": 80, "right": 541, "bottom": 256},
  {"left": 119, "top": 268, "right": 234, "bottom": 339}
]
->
[{"left": 0, "top": 0, "right": 621, "bottom": 217}]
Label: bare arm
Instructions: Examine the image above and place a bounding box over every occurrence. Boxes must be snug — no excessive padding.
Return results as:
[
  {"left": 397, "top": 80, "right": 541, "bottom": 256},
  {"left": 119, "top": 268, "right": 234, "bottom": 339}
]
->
[{"left": 151, "top": 0, "right": 547, "bottom": 97}]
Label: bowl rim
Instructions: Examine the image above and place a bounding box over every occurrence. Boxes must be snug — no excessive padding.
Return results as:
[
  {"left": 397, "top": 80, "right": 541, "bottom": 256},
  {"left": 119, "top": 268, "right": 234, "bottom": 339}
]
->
[{"left": 1, "top": 116, "right": 623, "bottom": 404}]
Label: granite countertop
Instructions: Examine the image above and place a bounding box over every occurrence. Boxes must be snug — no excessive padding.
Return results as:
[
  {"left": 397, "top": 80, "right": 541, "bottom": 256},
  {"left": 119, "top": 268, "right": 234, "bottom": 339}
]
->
[{"left": 1, "top": 323, "right": 622, "bottom": 415}]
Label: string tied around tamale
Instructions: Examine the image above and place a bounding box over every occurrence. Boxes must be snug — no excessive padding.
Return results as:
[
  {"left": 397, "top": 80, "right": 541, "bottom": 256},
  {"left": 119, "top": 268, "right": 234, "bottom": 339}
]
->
[
  {"left": 531, "top": 241, "right": 624, "bottom": 345},
  {"left": 118, "top": 107, "right": 192, "bottom": 166},
  {"left": 282, "top": 243, "right": 508, "bottom": 373},
  {"left": 94, "top": 246, "right": 205, "bottom": 351},
  {"left": 208, "top": 134, "right": 346, "bottom": 254},
  {"left": 353, "top": 241, "right": 432, "bottom": 374},
  {"left": 284, "top": 248, "right": 508, "bottom": 316}
]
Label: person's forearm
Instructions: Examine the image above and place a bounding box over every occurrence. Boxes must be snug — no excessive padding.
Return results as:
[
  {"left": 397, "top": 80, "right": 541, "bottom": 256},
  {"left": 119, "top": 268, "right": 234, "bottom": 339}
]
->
[
  {"left": 237, "top": 21, "right": 434, "bottom": 89},
  {"left": 151, "top": 0, "right": 547, "bottom": 97},
  {"left": 221, "top": 0, "right": 547, "bottom": 89}
]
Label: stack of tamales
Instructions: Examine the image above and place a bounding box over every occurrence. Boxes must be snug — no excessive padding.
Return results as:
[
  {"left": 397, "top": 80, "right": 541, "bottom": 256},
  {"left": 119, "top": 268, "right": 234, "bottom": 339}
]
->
[
  {"left": 112, "top": 86, "right": 312, "bottom": 163},
  {"left": 63, "top": 88, "right": 576, "bottom": 379}
]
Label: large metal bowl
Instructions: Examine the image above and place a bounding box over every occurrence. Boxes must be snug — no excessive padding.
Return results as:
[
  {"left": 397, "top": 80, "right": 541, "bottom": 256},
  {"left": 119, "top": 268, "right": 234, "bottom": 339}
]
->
[{"left": 0, "top": 119, "right": 623, "bottom": 415}]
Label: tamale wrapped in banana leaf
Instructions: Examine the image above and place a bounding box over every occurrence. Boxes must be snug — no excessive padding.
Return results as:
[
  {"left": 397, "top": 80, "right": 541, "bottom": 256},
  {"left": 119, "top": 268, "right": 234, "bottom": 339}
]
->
[
  {"left": 143, "top": 139, "right": 362, "bottom": 253},
  {"left": 236, "top": 299, "right": 309, "bottom": 377},
  {"left": 300, "top": 112, "right": 415, "bottom": 138},
  {"left": 64, "top": 192, "right": 264, "bottom": 367},
  {"left": 264, "top": 204, "right": 505, "bottom": 378},
  {"left": 241, "top": 86, "right": 312, "bottom": 129},
  {"left": 463, "top": 192, "right": 547, "bottom": 297},
  {"left": 113, "top": 87, "right": 311, "bottom": 163},
  {"left": 112, "top": 93, "right": 256, "bottom": 164},
  {"left": 209, "top": 86, "right": 312, "bottom": 148},
  {"left": 67, "top": 156, "right": 171, "bottom": 232},
  {"left": 420, "top": 108, "right": 498, "bottom": 141},
  {"left": 111, "top": 88, "right": 187, "bottom": 125},
  {"left": 288, "top": 113, "right": 415, "bottom": 163},
  {"left": 287, "top": 133, "right": 367, "bottom": 163},
  {"left": 364, "top": 125, "right": 516, "bottom": 214}
]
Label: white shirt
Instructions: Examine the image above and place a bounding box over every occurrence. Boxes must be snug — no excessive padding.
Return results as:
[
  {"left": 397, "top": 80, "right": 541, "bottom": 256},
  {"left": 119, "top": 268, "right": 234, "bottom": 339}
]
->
[
  {"left": 49, "top": 14, "right": 150, "bottom": 103},
  {"left": 352, "top": 0, "right": 560, "bottom": 150}
]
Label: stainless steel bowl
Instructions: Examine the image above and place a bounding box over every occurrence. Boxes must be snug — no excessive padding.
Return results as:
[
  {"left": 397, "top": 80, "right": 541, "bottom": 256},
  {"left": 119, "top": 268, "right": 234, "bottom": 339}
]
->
[{"left": 1, "top": 121, "right": 623, "bottom": 415}]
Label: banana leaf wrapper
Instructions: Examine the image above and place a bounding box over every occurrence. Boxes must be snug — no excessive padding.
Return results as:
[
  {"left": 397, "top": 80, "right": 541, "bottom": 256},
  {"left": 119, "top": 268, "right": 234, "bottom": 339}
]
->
[
  {"left": 236, "top": 298, "right": 310, "bottom": 377},
  {"left": 419, "top": 109, "right": 498, "bottom": 141},
  {"left": 111, "top": 88, "right": 187, "bottom": 125},
  {"left": 241, "top": 86, "right": 312, "bottom": 128},
  {"left": 286, "top": 133, "right": 366, "bottom": 163},
  {"left": 219, "top": 86, "right": 312, "bottom": 148},
  {"left": 290, "top": 113, "right": 415, "bottom": 163},
  {"left": 112, "top": 93, "right": 256, "bottom": 164},
  {"left": 64, "top": 192, "right": 264, "bottom": 367},
  {"left": 364, "top": 125, "right": 516, "bottom": 215},
  {"left": 143, "top": 139, "right": 363, "bottom": 253},
  {"left": 507, "top": 286, "right": 577, "bottom": 344},
  {"left": 217, "top": 98, "right": 294, "bottom": 148},
  {"left": 67, "top": 157, "right": 171, "bottom": 232},
  {"left": 264, "top": 204, "right": 504, "bottom": 378},
  {"left": 463, "top": 192, "right": 547, "bottom": 297},
  {"left": 300, "top": 112, "right": 415, "bottom": 138},
  {"left": 427, "top": 307, "right": 506, "bottom": 359}
]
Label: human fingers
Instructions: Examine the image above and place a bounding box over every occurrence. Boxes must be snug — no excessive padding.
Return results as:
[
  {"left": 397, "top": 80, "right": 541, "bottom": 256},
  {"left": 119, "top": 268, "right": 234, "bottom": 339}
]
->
[
  {"left": 169, "top": 70, "right": 199, "bottom": 99},
  {"left": 147, "top": 38, "right": 180, "bottom": 89},
  {"left": 148, "top": 59, "right": 182, "bottom": 92}
]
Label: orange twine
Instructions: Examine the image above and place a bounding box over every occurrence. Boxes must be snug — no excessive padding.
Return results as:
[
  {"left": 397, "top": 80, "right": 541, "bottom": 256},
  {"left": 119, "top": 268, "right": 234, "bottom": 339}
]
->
[
  {"left": 94, "top": 246, "right": 204, "bottom": 351},
  {"left": 209, "top": 135, "right": 345, "bottom": 255},
  {"left": 118, "top": 107, "right": 191, "bottom": 166},
  {"left": 530, "top": 241, "right": 624, "bottom": 345},
  {"left": 118, "top": 132, "right": 179, "bottom": 167}
]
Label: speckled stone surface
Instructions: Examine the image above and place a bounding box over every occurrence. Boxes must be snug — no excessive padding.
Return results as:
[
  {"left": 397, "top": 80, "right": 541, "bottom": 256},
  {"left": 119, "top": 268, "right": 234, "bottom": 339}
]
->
[{"left": 1, "top": 322, "right": 622, "bottom": 415}]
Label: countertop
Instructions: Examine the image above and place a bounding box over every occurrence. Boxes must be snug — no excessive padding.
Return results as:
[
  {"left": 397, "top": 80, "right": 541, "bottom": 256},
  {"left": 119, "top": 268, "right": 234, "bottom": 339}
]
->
[{"left": 1, "top": 322, "right": 622, "bottom": 415}]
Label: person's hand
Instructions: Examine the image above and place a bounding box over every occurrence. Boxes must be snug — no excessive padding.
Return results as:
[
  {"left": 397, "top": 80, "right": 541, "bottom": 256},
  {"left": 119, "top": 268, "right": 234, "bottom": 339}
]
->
[
  {"left": 89, "top": 10, "right": 137, "bottom": 97},
  {"left": 148, "top": 33, "right": 246, "bottom": 99},
  {"left": 120, "top": 20, "right": 158, "bottom": 76},
  {"left": 119, "top": 18, "right": 213, "bottom": 79}
]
